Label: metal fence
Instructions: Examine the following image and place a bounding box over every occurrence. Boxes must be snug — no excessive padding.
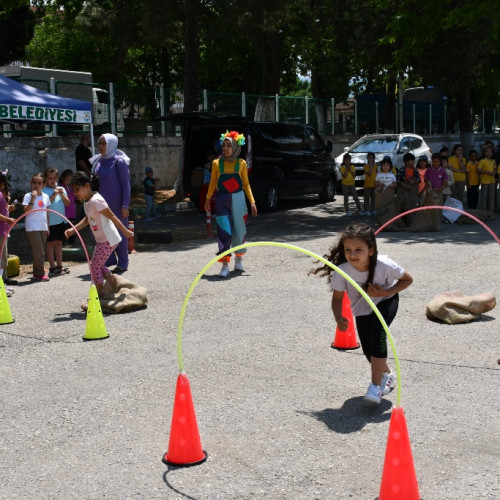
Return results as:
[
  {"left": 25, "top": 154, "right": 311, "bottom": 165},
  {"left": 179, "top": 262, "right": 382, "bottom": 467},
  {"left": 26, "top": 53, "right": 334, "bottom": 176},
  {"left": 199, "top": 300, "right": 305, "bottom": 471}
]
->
[{"left": 2, "top": 78, "right": 499, "bottom": 138}]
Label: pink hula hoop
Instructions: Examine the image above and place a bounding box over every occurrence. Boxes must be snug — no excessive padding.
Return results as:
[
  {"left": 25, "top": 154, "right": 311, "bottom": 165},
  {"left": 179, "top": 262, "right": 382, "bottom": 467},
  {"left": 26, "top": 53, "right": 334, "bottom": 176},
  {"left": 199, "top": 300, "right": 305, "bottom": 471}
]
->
[
  {"left": 0, "top": 208, "right": 93, "bottom": 280},
  {"left": 374, "top": 205, "right": 500, "bottom": 246}
]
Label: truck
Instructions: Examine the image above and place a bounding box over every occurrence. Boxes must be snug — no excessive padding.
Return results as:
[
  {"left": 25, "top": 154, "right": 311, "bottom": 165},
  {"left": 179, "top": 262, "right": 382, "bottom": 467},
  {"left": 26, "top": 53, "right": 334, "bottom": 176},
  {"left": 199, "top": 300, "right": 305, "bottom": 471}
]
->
[{"left": 0, "top": 65, "right": 124, "bottom": 131}]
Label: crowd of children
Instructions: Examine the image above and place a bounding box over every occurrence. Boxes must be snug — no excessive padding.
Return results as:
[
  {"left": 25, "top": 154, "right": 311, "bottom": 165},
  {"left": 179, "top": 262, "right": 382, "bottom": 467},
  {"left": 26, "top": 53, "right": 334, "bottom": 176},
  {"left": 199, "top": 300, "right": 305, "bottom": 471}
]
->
[{"left": 339, "top": 142, "right": 500, "bottom": 219}]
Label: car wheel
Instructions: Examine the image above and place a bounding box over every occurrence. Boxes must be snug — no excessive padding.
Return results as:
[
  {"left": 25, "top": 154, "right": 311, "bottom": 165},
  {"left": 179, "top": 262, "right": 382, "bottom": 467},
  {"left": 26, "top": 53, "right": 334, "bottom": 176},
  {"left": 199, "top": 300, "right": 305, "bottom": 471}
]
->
[
  {"left": 259, "top": 183, "right": 280, "bottom": 212},
  {"left": 319, "top": 178, "right": 336, "bottom": 203}
]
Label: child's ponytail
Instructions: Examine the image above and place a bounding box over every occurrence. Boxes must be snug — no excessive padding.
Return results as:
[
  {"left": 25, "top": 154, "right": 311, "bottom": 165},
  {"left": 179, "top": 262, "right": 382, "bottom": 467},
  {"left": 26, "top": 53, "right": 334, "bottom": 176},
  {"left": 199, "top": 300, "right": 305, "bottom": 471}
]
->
[
  {"left": 70, "top": 170, "right": 100, "bottom": 192},
  {"left": 89, "top": 174, "right": 100, "bottom": 192}
]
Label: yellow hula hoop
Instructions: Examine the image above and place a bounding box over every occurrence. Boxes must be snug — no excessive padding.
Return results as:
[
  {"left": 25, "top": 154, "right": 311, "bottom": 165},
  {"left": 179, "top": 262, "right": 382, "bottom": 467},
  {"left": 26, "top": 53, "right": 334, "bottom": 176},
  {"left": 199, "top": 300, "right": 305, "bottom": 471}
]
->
[{"left": 177, "top": 242, "right": 403, "bottom": 407}]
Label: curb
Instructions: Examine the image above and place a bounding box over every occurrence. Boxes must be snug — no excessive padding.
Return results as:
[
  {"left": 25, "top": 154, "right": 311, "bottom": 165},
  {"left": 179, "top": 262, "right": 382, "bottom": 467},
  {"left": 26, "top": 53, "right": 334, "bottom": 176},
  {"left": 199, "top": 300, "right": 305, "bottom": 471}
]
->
[{"left": 133, "top": 200, "right": 214, "bottom": 245}]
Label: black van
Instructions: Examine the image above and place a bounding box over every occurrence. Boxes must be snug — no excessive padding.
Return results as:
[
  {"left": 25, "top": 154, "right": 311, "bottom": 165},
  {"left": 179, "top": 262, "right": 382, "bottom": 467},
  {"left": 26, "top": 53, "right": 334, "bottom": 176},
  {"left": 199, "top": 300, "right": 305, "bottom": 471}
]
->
[{"left": 164, "top": 113, "right": 339, "bottom": 211}]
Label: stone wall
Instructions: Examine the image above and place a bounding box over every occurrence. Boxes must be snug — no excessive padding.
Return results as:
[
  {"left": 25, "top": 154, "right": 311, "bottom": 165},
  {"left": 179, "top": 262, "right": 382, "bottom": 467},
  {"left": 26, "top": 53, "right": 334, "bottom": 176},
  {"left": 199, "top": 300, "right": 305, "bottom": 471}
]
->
[
  {"left": 1, "top": 133, "right": 498, "bottom": 197},
  {"left": 0, "top": 136, "right": 183, "bottom": 197}
]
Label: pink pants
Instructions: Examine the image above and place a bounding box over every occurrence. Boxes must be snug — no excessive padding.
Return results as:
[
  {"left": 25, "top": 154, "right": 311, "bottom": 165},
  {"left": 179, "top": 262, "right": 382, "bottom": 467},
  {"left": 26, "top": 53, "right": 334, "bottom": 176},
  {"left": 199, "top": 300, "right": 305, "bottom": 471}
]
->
[{"left": 91, "top": 241, "right": 118, "bottom": 285}]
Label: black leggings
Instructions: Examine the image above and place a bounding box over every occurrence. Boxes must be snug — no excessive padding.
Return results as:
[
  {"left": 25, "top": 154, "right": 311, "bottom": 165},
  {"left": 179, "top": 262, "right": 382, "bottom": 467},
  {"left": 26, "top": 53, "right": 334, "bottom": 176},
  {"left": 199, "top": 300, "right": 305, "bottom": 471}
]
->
[{"left": 355, "top": 294, "right": 399, "bottom": 362}]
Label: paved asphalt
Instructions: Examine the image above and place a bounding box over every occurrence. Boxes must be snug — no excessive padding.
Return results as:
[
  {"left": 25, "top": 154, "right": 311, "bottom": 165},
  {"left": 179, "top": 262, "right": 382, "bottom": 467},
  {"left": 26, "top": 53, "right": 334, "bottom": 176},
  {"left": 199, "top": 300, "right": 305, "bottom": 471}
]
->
[{"left": 1, "top": 195, "right": 499, "bottom": 499}]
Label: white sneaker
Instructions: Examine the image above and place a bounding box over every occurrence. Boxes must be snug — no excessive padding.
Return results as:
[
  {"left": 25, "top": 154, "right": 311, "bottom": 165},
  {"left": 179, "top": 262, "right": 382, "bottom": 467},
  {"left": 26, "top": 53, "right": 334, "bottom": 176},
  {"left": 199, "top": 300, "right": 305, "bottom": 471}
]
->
[
  {"left": 364, "top": 383, "right": 382, "bottom": 404},
  {"left": 234, "top": 257, "right": 243, "bottom": 271},
  {"left": 381, "top": 370, "right": 396, "bottom": 396},
  {"left": 218, "top": 265, "right": 230, "bottom": 278}
]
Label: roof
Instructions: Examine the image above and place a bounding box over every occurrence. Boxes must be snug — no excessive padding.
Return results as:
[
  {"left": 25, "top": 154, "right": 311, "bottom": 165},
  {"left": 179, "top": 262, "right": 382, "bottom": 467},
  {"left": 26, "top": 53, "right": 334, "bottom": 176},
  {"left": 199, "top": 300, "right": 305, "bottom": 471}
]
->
[{"left": 0, "top": 74, "right": 92, "bottom": 125}]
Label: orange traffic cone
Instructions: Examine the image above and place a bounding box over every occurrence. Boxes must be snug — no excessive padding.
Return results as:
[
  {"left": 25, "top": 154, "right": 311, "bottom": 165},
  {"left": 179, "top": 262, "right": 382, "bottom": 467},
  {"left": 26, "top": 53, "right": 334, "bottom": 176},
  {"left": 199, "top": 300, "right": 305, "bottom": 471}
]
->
[
  {"left": 128, "top": 220, "right": 136, "bottom": 254},
  {"left": 163, "top": 372, "right": 207, "bottom": 467},
  {"left": 331, "top": 291, "right": 359, "bottom": 350},
  {"left": 379, "top": 407, "right": 420, "bottom": 500}
]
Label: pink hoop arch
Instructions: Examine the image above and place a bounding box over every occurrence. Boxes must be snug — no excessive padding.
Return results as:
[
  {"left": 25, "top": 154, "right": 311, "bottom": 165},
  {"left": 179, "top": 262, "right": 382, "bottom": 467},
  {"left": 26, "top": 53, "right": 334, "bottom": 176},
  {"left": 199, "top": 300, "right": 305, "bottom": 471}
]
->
[
  {"left": 374, "top": 205, "right": 500, "bottom": 246},
  {"left": 0, "top": 208, "right": 93, "bottom": 281}
]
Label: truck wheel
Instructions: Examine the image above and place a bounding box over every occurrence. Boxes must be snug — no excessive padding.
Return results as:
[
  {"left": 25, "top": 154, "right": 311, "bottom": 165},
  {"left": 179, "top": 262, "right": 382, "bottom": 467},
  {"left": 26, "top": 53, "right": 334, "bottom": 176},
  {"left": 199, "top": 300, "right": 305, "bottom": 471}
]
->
[
  {"left": 259, "top": 183, "right": 280, "bottom": 212},
  {"left": 319, "top": 178, "right": 336, "bottom": 203}
]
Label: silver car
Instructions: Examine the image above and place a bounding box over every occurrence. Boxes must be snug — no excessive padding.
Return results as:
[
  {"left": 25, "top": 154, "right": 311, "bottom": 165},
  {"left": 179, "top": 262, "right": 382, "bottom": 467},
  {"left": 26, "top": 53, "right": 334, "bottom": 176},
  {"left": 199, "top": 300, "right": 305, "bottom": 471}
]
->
[{"left": 334, "top": 133, "right": 432, "bottom": 186}]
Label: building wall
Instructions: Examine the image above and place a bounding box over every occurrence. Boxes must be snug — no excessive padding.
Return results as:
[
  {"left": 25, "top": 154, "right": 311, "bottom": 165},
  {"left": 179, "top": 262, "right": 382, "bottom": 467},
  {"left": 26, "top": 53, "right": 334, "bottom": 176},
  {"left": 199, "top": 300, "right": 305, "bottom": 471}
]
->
[{"left": 0, "top": 136, "right": 183, "bottom": 196}]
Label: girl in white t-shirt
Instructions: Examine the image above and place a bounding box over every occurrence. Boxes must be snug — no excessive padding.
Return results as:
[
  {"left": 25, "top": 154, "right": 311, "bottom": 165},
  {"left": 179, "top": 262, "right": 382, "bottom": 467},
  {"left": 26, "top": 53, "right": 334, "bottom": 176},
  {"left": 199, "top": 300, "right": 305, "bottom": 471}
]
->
[
  {"left": 310, "top": 223, "right": 413, "bottom": 405},
  {"left": 375, "top": 157, "right": 397, "bottom": 191},
  {"left": 65, "top": 172, "right": 133, "bottom": 302},
  {"left": 22, "top": 173, "right": 51, "bottom": 281}
]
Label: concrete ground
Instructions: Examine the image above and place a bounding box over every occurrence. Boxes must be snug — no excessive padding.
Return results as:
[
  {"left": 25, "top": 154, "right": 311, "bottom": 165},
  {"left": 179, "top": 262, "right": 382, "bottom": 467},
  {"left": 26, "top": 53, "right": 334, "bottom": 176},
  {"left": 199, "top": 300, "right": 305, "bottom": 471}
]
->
[{"left": 1, "top": 196, "right": 499, "bottom": 499}]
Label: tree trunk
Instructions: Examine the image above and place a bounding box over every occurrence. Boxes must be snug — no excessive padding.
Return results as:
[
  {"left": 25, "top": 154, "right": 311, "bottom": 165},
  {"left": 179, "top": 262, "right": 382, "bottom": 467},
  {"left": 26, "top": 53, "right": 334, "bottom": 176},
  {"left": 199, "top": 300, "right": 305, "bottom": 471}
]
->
[
  {"left": 183, "top": 0, "right": 200, "bottom": 113},
  {"left": 315, "top": 102, "right": 327, "bottom": 133},
  {"left": 457, "top": 89, "right": 474, "bottom": 154},
  {"left": 254, "top": 98, "right": 275, "bottom": 121},
  {"left": 385, "top": 74, "right": 396, "bottom": 132},
  {"left": 251, "top": 31, "right": 282, "bottom": 96},
  {"left": 251, "top": 31, "right": 282, "bottom": 121}
]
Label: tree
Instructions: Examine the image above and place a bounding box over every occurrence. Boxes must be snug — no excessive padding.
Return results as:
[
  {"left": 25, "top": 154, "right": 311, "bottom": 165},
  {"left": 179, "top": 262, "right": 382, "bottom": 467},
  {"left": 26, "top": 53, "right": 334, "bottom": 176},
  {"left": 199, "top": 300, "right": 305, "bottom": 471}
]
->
[
  {"left": 377, "top": 0, "right": 500, "bottom": 148},
  {"left": 0, "top": 0, "right": 36, "bottom": 65}
]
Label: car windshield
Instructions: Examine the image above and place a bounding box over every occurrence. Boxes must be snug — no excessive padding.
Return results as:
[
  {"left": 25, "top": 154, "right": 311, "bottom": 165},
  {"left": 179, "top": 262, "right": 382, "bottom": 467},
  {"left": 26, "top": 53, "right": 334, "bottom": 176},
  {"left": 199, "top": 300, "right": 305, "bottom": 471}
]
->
[{"left": 350, "top": 137, "right": 399, "bottom": 153}]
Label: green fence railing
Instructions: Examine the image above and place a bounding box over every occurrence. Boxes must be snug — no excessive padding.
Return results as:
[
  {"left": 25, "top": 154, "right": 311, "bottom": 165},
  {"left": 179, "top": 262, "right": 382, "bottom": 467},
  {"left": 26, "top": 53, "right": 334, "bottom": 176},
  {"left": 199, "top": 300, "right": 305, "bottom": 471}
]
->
[{"left": 1, "top": 79, "right": 499, "bottom": 138}]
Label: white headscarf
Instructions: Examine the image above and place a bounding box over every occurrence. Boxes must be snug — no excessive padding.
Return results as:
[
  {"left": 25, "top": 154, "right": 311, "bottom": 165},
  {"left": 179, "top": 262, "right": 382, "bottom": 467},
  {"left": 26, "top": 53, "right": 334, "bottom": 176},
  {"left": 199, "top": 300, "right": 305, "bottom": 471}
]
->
[{"left": 89, "top": 133, "right": 130, "bottom": 166}]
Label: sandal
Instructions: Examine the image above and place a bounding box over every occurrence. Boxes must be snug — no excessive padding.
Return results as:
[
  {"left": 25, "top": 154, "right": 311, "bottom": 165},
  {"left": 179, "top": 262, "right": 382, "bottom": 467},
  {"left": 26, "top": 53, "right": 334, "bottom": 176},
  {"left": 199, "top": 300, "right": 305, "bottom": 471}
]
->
[{"left": 56, "top": 265, "right": 70, "bottom": 275}]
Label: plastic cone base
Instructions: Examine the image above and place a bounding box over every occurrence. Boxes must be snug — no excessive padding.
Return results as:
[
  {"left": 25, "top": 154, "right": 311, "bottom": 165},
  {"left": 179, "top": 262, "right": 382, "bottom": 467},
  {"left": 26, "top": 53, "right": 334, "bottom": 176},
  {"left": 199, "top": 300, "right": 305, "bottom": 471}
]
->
[
  {"left": 83, "top": 285, "right": 109, "bottom": 341},
  {"left": 0, "top": 276, "right": 14, "bottom": 325},
  {"left": 379, "top": 407, "right": 420, "bottom": 500},
  {"left": 163, "top": 372, "right": 207, "bottom": 467},
  {"left": 162, "top": 450, "right": 208, "bottom": 468},
  {"left": 331, "top": 291, "right": 359, "bottom": 350}
]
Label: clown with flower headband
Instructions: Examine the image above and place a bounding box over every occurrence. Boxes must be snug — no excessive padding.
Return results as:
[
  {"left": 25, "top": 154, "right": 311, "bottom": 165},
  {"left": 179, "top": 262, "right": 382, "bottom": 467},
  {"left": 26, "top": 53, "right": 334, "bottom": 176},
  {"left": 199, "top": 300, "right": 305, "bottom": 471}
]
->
[{"left": 204, "top": 130, "right": 258, "bottom": 277}]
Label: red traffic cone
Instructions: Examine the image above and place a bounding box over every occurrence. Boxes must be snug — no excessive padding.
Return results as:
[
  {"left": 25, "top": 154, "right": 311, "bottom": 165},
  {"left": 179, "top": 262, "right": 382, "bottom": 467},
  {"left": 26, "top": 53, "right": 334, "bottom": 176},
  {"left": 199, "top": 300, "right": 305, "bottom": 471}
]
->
[
  {"left": 128, "top": 220, "right": 136, "bottom": 254},
  {"left": 379, "top": 407, "right": 420, "bottom": 500},
  {"left": 331, "top": 291, "right": 359, "bottom": 350},
  {"left": 163, "top": 372, "right": 207, "bottom": 467}
]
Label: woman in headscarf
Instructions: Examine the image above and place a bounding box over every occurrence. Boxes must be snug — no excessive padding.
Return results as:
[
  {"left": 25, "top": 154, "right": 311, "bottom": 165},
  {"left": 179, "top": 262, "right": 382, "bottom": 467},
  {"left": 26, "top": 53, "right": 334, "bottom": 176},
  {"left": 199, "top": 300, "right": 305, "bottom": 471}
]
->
[
  {"left": 90, "top": 133, "right": 131, "bottom": 273},
  {"left": 204, "top": 130, "right": 258, "bottom": 278}
]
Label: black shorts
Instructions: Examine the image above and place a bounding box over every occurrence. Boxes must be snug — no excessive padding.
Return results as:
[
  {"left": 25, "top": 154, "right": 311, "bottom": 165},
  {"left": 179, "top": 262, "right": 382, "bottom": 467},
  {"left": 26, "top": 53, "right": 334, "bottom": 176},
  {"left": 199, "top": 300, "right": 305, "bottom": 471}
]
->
[
  {"left": 47, "top": 222, "right": 66, "bottom": 243},
  {"left": 355, "top": 294, "right": 399, "bottom": 361}
]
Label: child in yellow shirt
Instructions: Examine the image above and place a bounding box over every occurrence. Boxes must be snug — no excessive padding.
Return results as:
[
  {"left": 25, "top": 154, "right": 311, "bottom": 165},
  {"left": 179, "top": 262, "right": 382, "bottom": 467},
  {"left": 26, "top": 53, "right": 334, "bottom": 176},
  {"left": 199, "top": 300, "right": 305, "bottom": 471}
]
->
[
  {"left": 448, "top": 144, "right": 467, "bottom": 203},
  {"left": 340, "top": 153, "right": 361, "bottom": 216},
  {"left": 361, "top": 152, "right": 377, "bottom": 215},
  {"left": 466, "top": 149, "right": 479, "bottom": 209},
  {"left": 477, "top": 146, "right": 497, "bottom": 212}
]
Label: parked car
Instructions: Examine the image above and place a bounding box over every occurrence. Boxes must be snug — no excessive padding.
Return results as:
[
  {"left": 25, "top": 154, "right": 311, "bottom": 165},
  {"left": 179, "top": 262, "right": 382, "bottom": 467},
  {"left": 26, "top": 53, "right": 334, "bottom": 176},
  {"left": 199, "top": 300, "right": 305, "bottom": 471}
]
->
[
  {"left": 334, "top": 133, "right": 432, "bottom": 187},
  {"left": 162, "top": 113, "right": 340, "bottom": 211}
]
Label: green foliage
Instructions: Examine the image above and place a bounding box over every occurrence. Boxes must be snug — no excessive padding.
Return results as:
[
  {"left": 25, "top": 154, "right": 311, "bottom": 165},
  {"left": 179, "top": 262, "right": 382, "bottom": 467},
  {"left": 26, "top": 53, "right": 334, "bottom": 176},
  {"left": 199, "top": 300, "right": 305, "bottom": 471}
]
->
[
  {"left": 0, "top": 1, "right": 36, "bottom": 65},
  {"left": 15, "top": 0, "right": 500, "bottom": 122}
]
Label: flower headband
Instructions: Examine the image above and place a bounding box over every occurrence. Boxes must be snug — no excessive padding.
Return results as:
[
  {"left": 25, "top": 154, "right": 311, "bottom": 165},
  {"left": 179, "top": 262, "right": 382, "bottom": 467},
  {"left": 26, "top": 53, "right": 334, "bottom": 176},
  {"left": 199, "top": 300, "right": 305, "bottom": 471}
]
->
[{"left": 219, "top": 130, "right": 245, "bottom": 146}]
